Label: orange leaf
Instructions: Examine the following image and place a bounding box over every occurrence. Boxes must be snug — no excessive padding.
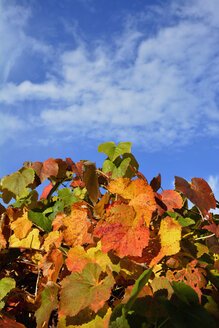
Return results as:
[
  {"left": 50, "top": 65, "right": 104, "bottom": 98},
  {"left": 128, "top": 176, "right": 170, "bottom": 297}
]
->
[
  {"left": 167, "top": 259, "right": 207, "bottom": 302},
  {"left": 10, "top": 208, "right": 32, "bottom": 239},
  {"left": 94, "top": 192, "right": 110, "bottom": 219},
  {"left": 65, "top": 245, "right": 90, "bottom": 272},
  {"left": 161, "top": 190, "right": 183, "bottom": 211},
  {"left": 0, "top": 229, "right": 6, "bottom": 249},
  {"left": 175, "top": 177, "right": 216, "bottom": 216},
  {"left": 93, "top": 202, "right": 149, "bottom": 257},
  {"left": 62, "top": 202, "right": 93, "bottom": 247},
  {"left": 40, "top": 246, "right": 63, "bottom": 282},
  {"left": 108, "top": 178, "right": 156, "bottom": 226},
  {"left": 43, "top": 231, "right": 63, "bottom": 252}
]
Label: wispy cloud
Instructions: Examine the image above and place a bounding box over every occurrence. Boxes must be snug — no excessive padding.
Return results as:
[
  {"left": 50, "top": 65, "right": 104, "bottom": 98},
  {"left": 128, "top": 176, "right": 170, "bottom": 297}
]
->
[{"left": 1, "top": 0, "right": 219, "bottom": 150}]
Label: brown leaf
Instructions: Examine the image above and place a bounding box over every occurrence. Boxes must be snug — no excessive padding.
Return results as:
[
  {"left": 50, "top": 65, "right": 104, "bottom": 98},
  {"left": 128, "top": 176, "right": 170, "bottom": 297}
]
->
[{"left": 82, "top": 161, "right": 101, "bottom": 205}]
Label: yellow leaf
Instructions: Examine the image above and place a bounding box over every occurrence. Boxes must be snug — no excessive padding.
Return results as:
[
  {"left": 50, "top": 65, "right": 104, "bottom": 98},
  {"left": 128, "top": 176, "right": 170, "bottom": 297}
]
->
[
  {"left": 10, "top": 207, "right": 32, "bottom": 239},
  {"left": 9, "top": 228, "right": 41, "bottom": 249}
]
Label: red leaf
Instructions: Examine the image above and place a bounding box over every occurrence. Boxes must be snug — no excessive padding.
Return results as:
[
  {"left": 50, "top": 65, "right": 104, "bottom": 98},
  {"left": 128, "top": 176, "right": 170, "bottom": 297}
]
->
[
  {"left": 40, "top": 182, "right": 53, "bottom": 200},
  {"left": 175, "top": 177, "right": 216, "bottom": 216},
  {"left": 40, "top": 158, "right": 59, "bottom": 183},
  {"left": 161, "top": 190, "right": 183, "bottom": 212},
  {"left": 203, "top": 223, "right": 219, "bottom": 238}
]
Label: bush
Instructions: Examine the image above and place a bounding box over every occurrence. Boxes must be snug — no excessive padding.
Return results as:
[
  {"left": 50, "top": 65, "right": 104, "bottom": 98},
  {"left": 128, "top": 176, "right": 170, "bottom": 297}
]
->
[{"left": 0, "top": 141, "right": 218, "bottom": 327}]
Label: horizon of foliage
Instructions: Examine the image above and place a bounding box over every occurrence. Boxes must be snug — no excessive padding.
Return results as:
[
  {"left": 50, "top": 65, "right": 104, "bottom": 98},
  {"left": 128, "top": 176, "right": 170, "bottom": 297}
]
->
[{"left": 0, "top": 141, "right": 219, "bottom": 327}]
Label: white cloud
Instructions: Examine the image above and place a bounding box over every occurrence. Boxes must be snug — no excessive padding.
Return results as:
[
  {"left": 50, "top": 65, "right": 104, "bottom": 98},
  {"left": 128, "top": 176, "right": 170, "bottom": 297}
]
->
[
  {"left": 0, "top": 1, "right": 53, "bottom": 84},
  {"left": 1, "top": 0, "right": 219, "bottom": 150}
]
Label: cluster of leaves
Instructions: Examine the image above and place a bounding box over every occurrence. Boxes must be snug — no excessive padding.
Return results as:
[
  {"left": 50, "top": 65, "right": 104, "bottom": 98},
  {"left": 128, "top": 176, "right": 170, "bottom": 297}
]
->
[{"left": 0, "top": 141, "right": 219, "bottom": 328}]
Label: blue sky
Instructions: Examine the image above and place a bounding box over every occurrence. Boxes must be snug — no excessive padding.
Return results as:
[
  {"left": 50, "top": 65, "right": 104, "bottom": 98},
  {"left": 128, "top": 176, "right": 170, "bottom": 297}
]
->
[{"left": 0, "top": 0, "right": 219, "bottom": 206}]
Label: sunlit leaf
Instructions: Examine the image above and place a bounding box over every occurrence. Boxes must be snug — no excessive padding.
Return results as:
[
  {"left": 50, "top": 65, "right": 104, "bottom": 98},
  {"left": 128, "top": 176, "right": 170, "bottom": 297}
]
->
[
  {"left": 0, "top": 277, "right": 16, "bottom": 309},
  {"left": 62, "top": 202, "right": 93, "bottom": 247},
  {"left": 1, "top": 168, "right": 35, "bottom": 196},
  {"left": 94, "top": 192, "right": 110, "bottom": 219},
  {"left": 150, "top": 217, "right": 181, "bottom": 266},
  {"left": 9, "top": 228, "right": 41, "bottom": 249},
  {"left": 10, "top": 207, "right": 32, "bottom": 239},
  {"left": 59, "top": 263, "right": 114, "bottom": 317},
  {"left": 108, "top": 178, "right": 156, "bottom": 226},
  {"left": 93, "top": 202, "right": 150, "bottom": 257},
  {"left": 66, "top": 242, "right": 120, "bottom": 273},
  {"left": 40, "top": 182, "right": 53, "bottom": 200},
  {"left": 98, "top": 142, "right": 132, "bottom": 162},
  {"left": 43, "top": 230, "right": 63, "bottom": 252},
  {"left": 40, "top": 246, "right": 63, "bottom": 282}
]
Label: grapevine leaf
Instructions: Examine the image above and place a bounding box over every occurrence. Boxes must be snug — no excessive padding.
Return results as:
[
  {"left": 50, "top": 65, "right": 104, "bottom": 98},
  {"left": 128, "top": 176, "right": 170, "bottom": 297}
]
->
[
  {"left": 94, "top": 192, "right": 110, "bottom": 219},
  {"left": 93, "top": 202, "right": 149, "bottom": 257},
  {"left": 59, "top": 263, "right": 114, "bottom": 317},
  {"left": 0, "top": 278, "right": 16, "bottom": 309},
  {"left": 9, "top": 228, "right": 41, "bottom": 249},
  {"left": 108, "top": 178, "right": 156, "bottom": 226},
  {"left": 58, "top": 188, "right": 79, "bottom": 207},
  {"left": 40, "top": 246, "right": 63, "bottom": 282},
  {"left": 177, "top": 217, "right": 195, "bottom": 227},
  {"left": 35, "top": 282, "right": 59, "bottom": 328},
  {"left": 124, "top": 268, "right": 152, "bottom": 313},
  {"left": 40, "top": 182, "right": 53, "bottom": 200},
  {"left": 98, "top": 142, "right": 132, "bottom": 162},
  {"left": 28, "top": 209, "right": 53, "bottom": 232},
  {"left": 1, "top": 168, "right": 35, "bottom": 196},
  {"left": 175, "top": 177, "right": 216, "bottom": 216},
  {"left": 150, "top": 217, "right": 181, "bottom": 266},
  {"left": 82, "top": 161, "right": 100, "bottom": 205},
  {"left": 43, "top": 231, "right": 63, "bottom": 252},
  {"left": 66, "top": 242, "right": 120, "bottom": 273},
  {"left": 10, "top": 207, "right": 32, "bottom": 239},
  {"left": 202, "top": 223, "right": 219, "bottom": 237},
  {"left": 161, "top": 190, "right": 183, "bottom": 211},
  {"left": 150, "top": 173, "right": 161, "bottom": 192},
  {"left": 0, "top": 229, "right": 6, "bottom": 249},
  {"left": 62, "top": 202, "right": 93, "bottom": 247},
  {"left": 40, "top": 158, "right": 59, "bottom": 183}
]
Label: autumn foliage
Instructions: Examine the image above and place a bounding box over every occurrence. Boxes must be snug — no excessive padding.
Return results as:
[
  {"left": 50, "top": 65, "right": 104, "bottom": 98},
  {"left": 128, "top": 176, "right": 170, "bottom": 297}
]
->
[{"left": 0, "top": 142, "right": 219, "bottom": 327}]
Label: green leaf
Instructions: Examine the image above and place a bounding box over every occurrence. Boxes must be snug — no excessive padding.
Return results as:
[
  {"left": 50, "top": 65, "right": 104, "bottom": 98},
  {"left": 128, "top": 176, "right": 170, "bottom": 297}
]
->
[
  {"left": 60, "top": 263, "right": 114, "bottom": 317},
  {"left": 110, "top": 268, "right": 152, "bottom": 324},
  {"left": 35, "top": 282, "right": 59, "bottom": 328},
  {"left": 102, "top": 158, "right": 131, "bottom": 178},
  {"left": 102, "top": 159, "right": 116, "bottom": 175},
  {"left": 28, "top": 210, "right": 52, "bottom": 232},
  {"left": 58, "top": 188, "right": 78, "bottom": 206},
  {"left": 0, "top": 277, "right": 16, "bottom": 309},
  {"left": 117, "top": 158, "right": 131, "bottom": 178},
  {"left": 1, "top": 168, "right": 35, "bottom": 196},
  {"left": 110, "top": 308, "right": 130, "bottom": 328},
  {"left": 125, "top": 268, "right": 152, "bottom": 313},
  {"left": 98, "top": 142, "right": 132, "bottom": 162},
  {"left": 177, "top": 217, "right": 195, "bottom": 227},
  {"left": 171, "top": 281, "right": 199, "bottom": 305},
  {"left": 161, "top": 298, "right": 216, "bottom": 328}
]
